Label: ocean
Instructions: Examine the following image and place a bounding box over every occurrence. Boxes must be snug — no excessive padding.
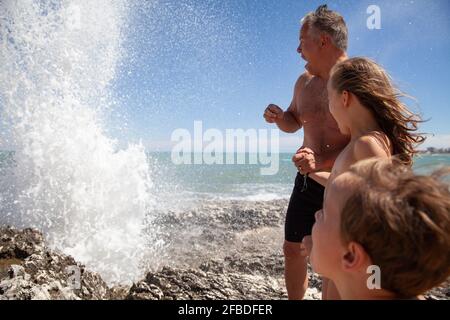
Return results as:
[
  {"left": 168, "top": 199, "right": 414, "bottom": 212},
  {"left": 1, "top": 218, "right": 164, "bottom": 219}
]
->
[
  {"left": 2, "top": 151, "right": 449, "bottom": 201},
  {"left": 148, "top": 152, "right": 450, "bottom": 203}
]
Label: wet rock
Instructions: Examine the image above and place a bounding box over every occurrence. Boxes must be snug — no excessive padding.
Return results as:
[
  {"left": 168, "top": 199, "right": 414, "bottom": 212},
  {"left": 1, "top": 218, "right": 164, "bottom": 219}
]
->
[
  {"left": 127, "top": 253, "right": 292, "bottom": 300},
  {"left": 8, "top": 265, "right": 25, "bottom": 279},
  {"left": 424, "top": 279, "right": 450, "bottom": 300},
  {"left": 128, "top": 265, "right": 286, "bottom": 300},
  {"left": 2, "top": 198, "right": 449, "bottom": 300},
  {"left": 0, "top": 227, "right": 44, "bottom": 260},
  {"left": 0, "top": 226, "right": 110, "bottom": 300}
]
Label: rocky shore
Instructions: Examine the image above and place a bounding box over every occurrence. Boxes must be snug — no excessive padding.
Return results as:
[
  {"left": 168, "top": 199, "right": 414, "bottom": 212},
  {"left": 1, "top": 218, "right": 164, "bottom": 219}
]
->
[
  {"left": 0, "top": 226, "right": 320, "bottom": 300},
  {"left": 1, "top": 199, "right": 448, "bottom": 300}
]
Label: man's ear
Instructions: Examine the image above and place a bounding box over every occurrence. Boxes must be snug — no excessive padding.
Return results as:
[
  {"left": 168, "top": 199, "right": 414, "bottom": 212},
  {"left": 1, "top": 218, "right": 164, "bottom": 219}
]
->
[
  {"left": 319, "top": 34, "right": 329, "bottom": 47},
  {"left": 341, "top": 241, "right": 369, "bottom": 271}
]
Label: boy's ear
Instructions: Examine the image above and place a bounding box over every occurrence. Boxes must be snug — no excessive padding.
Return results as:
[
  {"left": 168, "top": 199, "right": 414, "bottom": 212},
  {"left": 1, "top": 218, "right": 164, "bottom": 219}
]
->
[{"left": 341, "top": 241, "right": 369, "bottom": 271}]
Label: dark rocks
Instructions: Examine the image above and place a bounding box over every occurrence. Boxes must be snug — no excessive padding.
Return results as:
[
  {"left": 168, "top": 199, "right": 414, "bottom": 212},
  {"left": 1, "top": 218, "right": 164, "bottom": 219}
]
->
[
  {"left": 0, "top": 226, "right": 111, "bottom": 300},
  {"left": 1, "top": 199, "right": 449, "bottom": 300},
  {"left": 0, "top": 227, "right": 44, "bottom": 260},
  {"left": 127, "top": 265, "right": 286, "bottom": 300},
  {"left": 424, "top": 279, "right": 450, "bottom": 300},
  {"left": 126, "top": 253, "right": 322, "bottom": 300}
]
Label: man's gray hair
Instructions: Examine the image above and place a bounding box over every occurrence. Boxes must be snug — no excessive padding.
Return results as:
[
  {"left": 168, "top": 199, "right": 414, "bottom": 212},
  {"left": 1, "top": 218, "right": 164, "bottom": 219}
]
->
[{"left": 301, "top": 4, "right": 348, "bottom": 51}]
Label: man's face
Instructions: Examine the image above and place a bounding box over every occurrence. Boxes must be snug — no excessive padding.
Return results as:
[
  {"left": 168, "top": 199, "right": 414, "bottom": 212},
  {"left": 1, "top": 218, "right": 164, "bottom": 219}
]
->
[
  {"left": 297, "top": 24, "right": 322, "bottom": 75},
  {"left": 310, "top": 174, "right": 355, "bottom": 278}
]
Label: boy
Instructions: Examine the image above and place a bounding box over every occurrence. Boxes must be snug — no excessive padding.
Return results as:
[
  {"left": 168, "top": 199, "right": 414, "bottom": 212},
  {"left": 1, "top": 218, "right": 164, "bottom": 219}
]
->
[{"left": 310, "top": 158, "right": 450, "bottom": 299}]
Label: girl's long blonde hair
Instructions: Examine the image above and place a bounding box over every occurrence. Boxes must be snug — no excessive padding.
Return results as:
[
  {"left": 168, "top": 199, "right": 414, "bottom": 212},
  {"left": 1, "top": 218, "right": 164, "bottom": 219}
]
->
[{"left": 330, "top": 57, "right": 425, "bottom": 166}]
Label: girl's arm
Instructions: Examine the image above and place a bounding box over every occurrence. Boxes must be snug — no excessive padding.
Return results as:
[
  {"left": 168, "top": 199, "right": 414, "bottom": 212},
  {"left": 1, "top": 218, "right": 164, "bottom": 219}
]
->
[{"left": 308, "top": 171, "right": 331, "bottom": 187}]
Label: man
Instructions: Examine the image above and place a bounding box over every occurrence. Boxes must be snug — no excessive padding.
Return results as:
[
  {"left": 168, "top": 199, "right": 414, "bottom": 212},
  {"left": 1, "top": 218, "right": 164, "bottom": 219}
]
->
[{"left": 263, "top": 5, "right": 349, "bottom": 300}]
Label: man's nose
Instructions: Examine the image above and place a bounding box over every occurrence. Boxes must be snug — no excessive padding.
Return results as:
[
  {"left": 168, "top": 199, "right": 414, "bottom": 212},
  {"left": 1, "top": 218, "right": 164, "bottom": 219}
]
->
[{"left": 297, "top": 46, "right": 302, "bottom": 54}]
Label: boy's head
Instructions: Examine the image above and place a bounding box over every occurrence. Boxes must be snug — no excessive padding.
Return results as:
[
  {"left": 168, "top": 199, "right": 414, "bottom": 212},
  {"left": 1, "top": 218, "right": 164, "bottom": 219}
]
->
[{"left": 311, "top": 158, "right": 450, "bottom": 299}]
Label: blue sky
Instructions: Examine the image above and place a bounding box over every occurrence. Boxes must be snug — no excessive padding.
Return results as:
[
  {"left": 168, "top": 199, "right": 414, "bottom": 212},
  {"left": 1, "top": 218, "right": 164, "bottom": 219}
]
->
[{"left": 110, "top": 0, "right": 450, "bottom": 152}]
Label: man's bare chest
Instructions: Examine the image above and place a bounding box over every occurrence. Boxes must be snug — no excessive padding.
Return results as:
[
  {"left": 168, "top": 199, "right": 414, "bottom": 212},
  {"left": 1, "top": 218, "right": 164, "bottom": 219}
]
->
[{"left": 295, "top": 88, "right": 330, "bottom": 123}]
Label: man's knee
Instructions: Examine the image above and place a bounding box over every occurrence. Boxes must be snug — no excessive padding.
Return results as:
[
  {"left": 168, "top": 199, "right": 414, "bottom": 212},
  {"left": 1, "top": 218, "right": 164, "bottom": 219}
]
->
[{"left": 283, "top": 240, "right": 304, "bottom": 259}]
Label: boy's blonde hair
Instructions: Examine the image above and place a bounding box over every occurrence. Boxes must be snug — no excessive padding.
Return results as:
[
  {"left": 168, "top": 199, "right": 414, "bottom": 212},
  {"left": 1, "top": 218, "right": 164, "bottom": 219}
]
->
[
  {"left": 341, "top": 158, "right": 450, "bottom": 298},
  {"left": 330, "top": 57, "right": 425, "bottom": 166}
]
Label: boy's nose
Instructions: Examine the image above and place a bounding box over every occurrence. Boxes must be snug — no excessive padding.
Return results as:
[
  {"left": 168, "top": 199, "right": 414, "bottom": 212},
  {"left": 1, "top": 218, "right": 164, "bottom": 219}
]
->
[{"left": 314, "top": 210, "right": 320, "bottom": 220}]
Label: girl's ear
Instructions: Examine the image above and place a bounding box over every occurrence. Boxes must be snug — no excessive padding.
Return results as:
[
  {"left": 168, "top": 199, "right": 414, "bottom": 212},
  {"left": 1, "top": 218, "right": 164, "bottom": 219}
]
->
[
  {"left": 342, "top": 90, "right": 350, "bottom": 108},
  {"left": 341, "top": 241, "right": 369, "bottom": 271}
]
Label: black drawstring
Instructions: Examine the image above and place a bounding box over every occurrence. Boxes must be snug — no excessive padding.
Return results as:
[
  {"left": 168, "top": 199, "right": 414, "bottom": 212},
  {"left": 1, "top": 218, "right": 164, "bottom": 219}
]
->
[{"left": 300, "top": 173, "right": 308, "bottom": 192}]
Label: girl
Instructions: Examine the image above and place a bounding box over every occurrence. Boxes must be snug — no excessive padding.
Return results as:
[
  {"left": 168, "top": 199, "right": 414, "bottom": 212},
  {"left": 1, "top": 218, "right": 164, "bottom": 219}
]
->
[
  {"left": 299, "top": 57, "right": 426, "bottom": 299},
  {"left": 303, "top": 57, "right": 425, "bottom": 187}
]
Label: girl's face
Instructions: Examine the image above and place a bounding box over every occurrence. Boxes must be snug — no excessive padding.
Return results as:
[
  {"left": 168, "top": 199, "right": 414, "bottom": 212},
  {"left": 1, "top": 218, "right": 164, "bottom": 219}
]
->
[{"left": 327, "top": 79, "right": 350, "bottom": 135}]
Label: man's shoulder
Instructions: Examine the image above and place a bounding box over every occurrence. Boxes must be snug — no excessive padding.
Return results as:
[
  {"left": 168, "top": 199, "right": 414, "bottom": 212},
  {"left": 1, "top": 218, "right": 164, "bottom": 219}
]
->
[
  {"left": 294, "top": 72, "right": 313, "bottom": 92},
  {"left": 297, "top": 71, "right": 313, "bottom": 84}
]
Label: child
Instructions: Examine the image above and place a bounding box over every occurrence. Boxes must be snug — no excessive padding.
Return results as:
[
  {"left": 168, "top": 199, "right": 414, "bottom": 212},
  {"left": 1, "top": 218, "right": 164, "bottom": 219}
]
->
[
  {"left": 294, "top": 57, "right": 425, "bottom": 298},
  {"left": 310, "top": 158, "right": 450, "bottom": 299},
  {"left": 297, "top": 56, "right": 425, "bottom": 186}
]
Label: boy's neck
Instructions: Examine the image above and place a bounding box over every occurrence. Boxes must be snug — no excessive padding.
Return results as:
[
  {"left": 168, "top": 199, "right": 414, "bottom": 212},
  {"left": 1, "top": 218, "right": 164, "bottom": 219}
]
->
[{"left": 335, "top": 277, "right": 399, "bottom": 300}]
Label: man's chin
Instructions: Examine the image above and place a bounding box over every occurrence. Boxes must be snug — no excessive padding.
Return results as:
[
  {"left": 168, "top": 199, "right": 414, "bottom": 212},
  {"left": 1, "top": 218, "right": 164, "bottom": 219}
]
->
[{"left": 304, "top": 63, "right": 317, "bottom": 76}]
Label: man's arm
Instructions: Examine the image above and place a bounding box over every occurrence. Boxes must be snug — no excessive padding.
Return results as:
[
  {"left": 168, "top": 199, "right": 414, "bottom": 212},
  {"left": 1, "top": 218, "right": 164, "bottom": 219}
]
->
[
  {"left": 274, "top": 106, "right": 302, "bottom": 133},
  {"left": 264, "top": 74, "right": 307, "bottom": 133}
]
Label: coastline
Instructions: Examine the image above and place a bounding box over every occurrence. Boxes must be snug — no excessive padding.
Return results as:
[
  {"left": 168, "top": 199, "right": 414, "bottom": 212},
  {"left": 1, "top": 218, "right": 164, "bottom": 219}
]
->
[{"left": 0, "top": 199, "right": 448, "bottom": 300}]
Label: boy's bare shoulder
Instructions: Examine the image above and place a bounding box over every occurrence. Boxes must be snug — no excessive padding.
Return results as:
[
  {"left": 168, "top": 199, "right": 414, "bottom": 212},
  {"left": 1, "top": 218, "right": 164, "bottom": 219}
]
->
[{"left": 353, "top": 132, "right": 391, "bottom": 161}]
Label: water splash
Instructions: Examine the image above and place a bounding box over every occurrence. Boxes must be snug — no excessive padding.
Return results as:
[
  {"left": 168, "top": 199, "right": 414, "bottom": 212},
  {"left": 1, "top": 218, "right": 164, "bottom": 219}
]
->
[{"left": 0, "top": 0, "right": 163, "bottom": 284}]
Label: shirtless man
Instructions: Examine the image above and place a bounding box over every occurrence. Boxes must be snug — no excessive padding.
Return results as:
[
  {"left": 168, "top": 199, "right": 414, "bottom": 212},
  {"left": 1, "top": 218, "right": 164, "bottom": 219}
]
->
[{"left": 263, "top": 5, "right": 349, "bottom": 300}]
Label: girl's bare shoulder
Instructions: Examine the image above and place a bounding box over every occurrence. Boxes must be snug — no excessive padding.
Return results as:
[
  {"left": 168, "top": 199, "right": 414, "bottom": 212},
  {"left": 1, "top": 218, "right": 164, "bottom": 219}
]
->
[{"left": 353, "top": 131, "right": 392, "bottom": 161}]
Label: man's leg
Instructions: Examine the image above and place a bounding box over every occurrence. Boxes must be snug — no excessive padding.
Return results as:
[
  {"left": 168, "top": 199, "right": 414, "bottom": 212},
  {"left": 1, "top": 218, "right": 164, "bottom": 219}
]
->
[
  {"left": 283, "top": 240, "right": 308, "bottom": 300},
  {"left": 283, "top": 174, "right": 324, "bottom": 300}
]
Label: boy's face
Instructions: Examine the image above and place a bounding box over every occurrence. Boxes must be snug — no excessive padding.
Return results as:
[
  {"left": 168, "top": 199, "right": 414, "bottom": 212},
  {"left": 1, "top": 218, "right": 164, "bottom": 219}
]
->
[{"left": 310, "top": 174, "right": 354, "bottom": 278}]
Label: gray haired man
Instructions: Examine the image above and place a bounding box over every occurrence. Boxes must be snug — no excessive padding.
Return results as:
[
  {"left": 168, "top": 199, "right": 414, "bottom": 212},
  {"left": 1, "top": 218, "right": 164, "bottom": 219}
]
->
[{"left": 263, "top": 5, "right": 350, "bottom": 299}]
